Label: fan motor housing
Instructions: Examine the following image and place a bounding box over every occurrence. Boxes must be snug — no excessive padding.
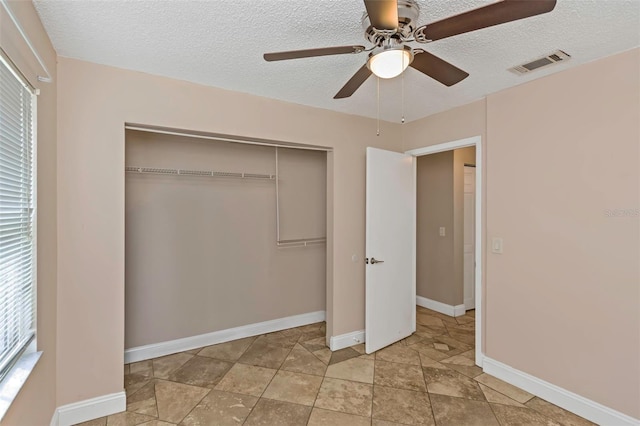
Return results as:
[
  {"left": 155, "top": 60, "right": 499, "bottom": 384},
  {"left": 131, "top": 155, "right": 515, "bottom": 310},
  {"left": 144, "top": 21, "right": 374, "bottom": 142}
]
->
[{"left": 362, "top": 0, "right": 420, "bottom": 45}]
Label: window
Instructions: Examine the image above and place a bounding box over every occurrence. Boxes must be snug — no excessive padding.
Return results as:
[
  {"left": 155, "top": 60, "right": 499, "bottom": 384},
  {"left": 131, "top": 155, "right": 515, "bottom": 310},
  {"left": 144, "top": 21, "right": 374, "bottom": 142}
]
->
[{"left": 0, "top": 55, "right": 36, "bottom": 381}]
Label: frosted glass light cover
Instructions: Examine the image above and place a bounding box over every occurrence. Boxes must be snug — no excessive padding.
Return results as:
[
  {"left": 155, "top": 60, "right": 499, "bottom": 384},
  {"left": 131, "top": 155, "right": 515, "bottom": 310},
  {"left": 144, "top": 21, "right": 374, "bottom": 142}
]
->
[{"left": 368, "top": 49, "right": 412, "bottom": 79}]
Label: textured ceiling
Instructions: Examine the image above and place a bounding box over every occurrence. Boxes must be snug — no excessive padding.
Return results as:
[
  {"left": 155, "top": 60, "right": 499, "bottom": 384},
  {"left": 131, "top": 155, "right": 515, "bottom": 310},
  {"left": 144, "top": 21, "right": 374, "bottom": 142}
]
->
[{"left": 33, "top": 0, "right": 640, "bottom": 122}]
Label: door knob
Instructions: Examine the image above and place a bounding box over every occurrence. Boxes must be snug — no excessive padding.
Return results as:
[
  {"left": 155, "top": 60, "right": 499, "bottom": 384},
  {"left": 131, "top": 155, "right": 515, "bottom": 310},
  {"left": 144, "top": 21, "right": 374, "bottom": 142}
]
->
[{"left": 370, "top": 257, "right": 384, "bottom": 264}]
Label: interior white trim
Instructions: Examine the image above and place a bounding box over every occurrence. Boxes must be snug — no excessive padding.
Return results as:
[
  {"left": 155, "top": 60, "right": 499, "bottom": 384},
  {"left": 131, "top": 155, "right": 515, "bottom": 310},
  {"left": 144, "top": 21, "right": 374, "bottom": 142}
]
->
[
  {"left": 52, "top": 391, "right": 126, "bottom": 426},
  {"left": 416, "top": 296, "right": 466, "bottom": 317},
  {"left": 125, "top": 311, "right": 326, "bottom": 363},
  {"left": 329, "top": 330, "right": 365, "bottom": 351},
  {"left": 483, "top": 357, "right": 640, "bottom": 426},
  {"left": 406, "top": 135, "right": 483, "bottom": 367}
]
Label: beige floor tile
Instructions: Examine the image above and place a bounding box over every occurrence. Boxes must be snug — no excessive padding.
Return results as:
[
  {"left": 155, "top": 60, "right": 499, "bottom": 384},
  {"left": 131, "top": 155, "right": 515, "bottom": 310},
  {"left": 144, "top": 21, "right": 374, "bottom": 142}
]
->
[
  {"left": 298, "top": 329, "right": 326, "bottom": 343},
  {"left": 301, "top": 337, "right": 328, "bottom": 353},
  {"left": 152, "top": 353, "right": 193, "bottom": 379},
  {"left": 351, "top": 343, "right": 367, "bottom": 354},
  {"left": 243, "top": 398, "right": 312, "bottom": 426},
  {"left": 154, "top": 379, "right": 209, "bottom": 423},
  {"left": 526, "top": 397, "right": 597, "bottom": 426},
  {"left": 312, "top": 348, "right": 332, "bottom": 364},
  {"left": 129, "top": 360, "right": 153, "bottom": 377},
  {"left": 459, "top": 349, "right": 476, "bottom": 360},
  {"left": 430, "top": 393, "right": 499, "bottom": 426},
  {"left": 455, "top": 315, "right": 475, "bottom": 324},
  {"left": 479, "top": 383, "right": 525, "bottom": 407},
  {"left": 262, "top": 370, "right": 323, "bottom": 406},
  {"left": 475, "top": 373, "right": 534, "bottom": 404},
  {"left": 124, "top": 374, "right": 151, "bottom": 397},
  {"left": 260, "top": 330, "right": 301, "bottom": 349},
  {"left": 440, "top": 354, "right": 483, "bottom": 378},
  {"left": 372, "top": 385, "right": 435, "bottom": 426},
  {"left": 418, "top": 353, "right": 445, "bottom": 368},
  {"left": 432, "top": 335, "right": 472, "bottom": 356},
  {"left": 374, "top": 360, "right": 427, "bottom": 392},
  {"left": 126, "top": 381, "right": 157, "bottom": 417},
  {"left": 167, "top": 355, "right": 232, "bottom": 388},
  {"left": 376, "top": 343, "right": 421, "bottom": 365},
  {"left": 197, "top": 336, "right": 256, "bottom": 362},
  {"left": 238, "top": 338, "right": 292, "bottom": 369},
  {"left": 75, "top": 418, "right": 106, "bottom": 426},
  {"left": 138, "top": 422, "right": 175, "bottom": 426},
  {"left": 328, "top": 347, "right": 360, "bottom": 365},
  {"left": 409, "top": 341, "right": 451, "bottom": 361},
  {"left": 293, "top": 322, "right": 324, "bottom": 334},
  {"left": 325, "top": 357, "right": 374, "bottom": 384},
  {"left": 281, "top": 344, "right": 327, "bottom": 376},
  {"left": 124, "top": 364, "right": 130, "bottom": 375},
  {"left": 447, "top": 330, "right": 476, "bottom": 346},
  {"left": 416, "top": 313, "right": 445, "bottom": 328},
  {"left": 105, "top": 411, "right": 155, "bottom": 426},
  {"left": 423, "top": 365, "right": 484, "bottom": 400},
  {"left": 401, "top": 334, "right": 425, "bottom": 346},
  {"left": 491, "top": 403, "right": 563, "bottom": 426},
  {"left": 307, "top": 408, "right": 370, "bottom": 426},
  {"left": 215, "top": 363, "right": 277, "bottom": 397},
  {"left": 314, "top": 377, "right": 373, "bottom": 417},
  {"left": 181, "top": 389, "right": 258, "bottom": 426},
  {"left": 372, "top": 420, "right": 406, "bottom": 426}
]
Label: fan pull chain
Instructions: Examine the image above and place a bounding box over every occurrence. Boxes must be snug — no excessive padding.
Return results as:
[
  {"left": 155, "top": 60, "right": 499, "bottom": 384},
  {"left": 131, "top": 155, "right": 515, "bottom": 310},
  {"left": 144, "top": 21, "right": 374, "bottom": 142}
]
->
[
  {"left": 401, "top": 53, "right": 406, "bottom": 124},
  {"left": 376, "top": 76, "right": 380, "bottom": 136}
]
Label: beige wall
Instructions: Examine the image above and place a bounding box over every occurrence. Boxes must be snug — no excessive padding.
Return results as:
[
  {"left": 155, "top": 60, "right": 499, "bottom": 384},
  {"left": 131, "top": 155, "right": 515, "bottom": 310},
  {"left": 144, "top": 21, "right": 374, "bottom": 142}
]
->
[
  {"left": 125, "top": 131, "right": 326, "bottom": 348},
  {"left": 0, "top": 1, "right": 57, "bottom": 425},
  {"left": 406, "top": 49, "right": 640, "bottom": 418},
  {"left": 416, "top": 151, "right": 455, "bottom": 304},
  {"left": 485, "top": 48, "right": 639, "bottom": 418},
  {"left": 416, "top": 147, "right": 475, "bottom": 307},
  {"left": 56, "top": 57, "right": 400, "bottom": 405}
]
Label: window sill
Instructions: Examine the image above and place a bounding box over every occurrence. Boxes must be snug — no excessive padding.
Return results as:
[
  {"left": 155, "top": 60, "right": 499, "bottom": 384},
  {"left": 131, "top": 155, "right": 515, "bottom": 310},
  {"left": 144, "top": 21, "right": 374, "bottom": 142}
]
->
[{"left": 0, "top": 349, "right": 42, "bottom": 422}]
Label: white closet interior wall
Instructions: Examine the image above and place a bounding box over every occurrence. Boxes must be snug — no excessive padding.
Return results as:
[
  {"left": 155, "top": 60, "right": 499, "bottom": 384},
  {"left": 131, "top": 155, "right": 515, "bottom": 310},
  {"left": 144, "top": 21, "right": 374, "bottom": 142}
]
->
[{"left": 124, "top": 130, "right": 327, "bottom": 349}]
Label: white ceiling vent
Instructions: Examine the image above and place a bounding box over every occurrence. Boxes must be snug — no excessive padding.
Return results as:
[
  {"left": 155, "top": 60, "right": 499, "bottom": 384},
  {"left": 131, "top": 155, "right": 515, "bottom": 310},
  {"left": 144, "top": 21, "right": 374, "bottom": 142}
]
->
[{"left": 509, "top": 50, "right": 571, "bottom": 75}]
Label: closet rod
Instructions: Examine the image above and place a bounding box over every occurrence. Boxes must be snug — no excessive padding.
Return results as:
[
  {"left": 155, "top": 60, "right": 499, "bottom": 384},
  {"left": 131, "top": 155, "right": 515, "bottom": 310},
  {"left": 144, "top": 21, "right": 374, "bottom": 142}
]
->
[{"left": 125, "top": 166, "right": 275, "bottom": 180}]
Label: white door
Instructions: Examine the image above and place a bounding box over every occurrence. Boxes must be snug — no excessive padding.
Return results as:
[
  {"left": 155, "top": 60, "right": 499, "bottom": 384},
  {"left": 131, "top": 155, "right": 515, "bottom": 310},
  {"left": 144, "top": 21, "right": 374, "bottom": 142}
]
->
[
  {"left": 463, "top": 166, "right": 476, "bottom": 310},
  {"left": 365, "top": 147, "right": 415, "bottom": 354}
]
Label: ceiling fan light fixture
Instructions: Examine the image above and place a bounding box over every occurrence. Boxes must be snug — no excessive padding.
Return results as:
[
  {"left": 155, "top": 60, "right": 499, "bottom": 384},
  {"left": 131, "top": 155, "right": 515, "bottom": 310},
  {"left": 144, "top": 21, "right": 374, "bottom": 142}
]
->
[{"left": 368, "top": 46, "right": 413, "bottom": 79}]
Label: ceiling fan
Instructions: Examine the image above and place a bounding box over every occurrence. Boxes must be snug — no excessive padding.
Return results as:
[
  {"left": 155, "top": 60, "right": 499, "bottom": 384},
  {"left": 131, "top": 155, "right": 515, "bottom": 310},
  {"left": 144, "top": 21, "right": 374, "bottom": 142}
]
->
[{"left": 264, "top": 0, "right": 557, "bottom": 99}]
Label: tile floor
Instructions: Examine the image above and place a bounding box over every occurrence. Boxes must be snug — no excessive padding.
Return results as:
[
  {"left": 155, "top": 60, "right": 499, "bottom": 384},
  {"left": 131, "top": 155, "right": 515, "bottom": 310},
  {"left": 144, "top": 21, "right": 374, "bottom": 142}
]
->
[{"left": 78, "top": 306, "right": 596, "bottom": 425}]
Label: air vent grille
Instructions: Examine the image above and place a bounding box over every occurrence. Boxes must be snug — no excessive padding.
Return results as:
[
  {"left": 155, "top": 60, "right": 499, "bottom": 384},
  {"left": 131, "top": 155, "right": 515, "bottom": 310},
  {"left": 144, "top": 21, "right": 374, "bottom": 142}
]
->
[{"left": 509, "top": 50, "right": 571, "bottom": 75}]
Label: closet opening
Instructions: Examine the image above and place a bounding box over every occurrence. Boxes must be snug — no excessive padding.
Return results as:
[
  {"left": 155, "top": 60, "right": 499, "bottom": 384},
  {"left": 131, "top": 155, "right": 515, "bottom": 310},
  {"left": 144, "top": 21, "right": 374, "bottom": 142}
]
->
[{"left": 123, "top": 125, "right": 329, "bottom": 363}]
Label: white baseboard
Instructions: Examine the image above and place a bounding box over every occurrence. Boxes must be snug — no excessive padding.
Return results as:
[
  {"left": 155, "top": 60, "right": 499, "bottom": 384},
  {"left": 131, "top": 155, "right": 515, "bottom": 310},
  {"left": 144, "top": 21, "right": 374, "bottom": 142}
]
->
[
  {"left": 416, "top": 295, "right": 466, "bottom": 317},
  {"left": 125, "top": 311, "right": 326, "bottom": 363},
  {"left": 52, "top": 391, "right": 126, "bottom": 426},
  {"left": 483, "top": 357, "right": 640, "bottom": 426},
  {"left": 329, "top": 330, "right": 365, "bottom": 351}
]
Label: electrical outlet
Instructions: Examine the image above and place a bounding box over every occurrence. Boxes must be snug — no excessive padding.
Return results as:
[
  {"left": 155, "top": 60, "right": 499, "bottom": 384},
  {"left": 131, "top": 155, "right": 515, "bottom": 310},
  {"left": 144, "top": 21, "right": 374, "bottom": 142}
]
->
[{"left": 439, "top": 227, "right": 446, "bottom": 237}]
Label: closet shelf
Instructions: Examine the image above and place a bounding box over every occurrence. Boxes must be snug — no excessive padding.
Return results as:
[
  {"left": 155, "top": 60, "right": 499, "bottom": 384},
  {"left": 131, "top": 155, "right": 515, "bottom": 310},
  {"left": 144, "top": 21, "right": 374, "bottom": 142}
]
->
[
  {"left": 277, "top": 237, "right": 326, "bottom": 248},
  {"left": 125, "top": 166, "right": 275, "bottom": 180}
]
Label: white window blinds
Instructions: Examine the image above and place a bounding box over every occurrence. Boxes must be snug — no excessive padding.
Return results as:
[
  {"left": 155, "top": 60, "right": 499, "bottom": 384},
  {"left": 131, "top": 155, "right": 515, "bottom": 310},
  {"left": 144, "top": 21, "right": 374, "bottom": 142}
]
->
[{"left": 0, "top": 56, "right": 35, "bottom": 380}]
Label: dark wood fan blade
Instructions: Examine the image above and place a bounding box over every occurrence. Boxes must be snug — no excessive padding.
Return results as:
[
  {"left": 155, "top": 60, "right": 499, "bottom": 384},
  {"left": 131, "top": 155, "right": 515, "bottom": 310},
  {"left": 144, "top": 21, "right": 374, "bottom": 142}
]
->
[
  {"left": 334, "top": 64, "right": 372, "bottom": 99},
  {"left": 410, "top": 51, "right": 469, "bottom": 87},
  {"left": 364, "top": 0, "right": 399, "bottom": 31},
  {"left": 417, "top": 0, "right": 556, "bottom": 41},
  {"left": 264, "top": 46, "right": 365, "bottom": 62}
]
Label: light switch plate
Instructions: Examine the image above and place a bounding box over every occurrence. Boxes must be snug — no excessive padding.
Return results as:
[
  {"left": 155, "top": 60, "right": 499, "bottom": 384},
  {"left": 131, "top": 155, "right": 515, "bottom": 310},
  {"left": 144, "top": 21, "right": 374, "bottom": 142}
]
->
[
  {"left": 492, "top": 238, "right": 503, "bottom": 254},
  {"left": 439, "top": 227, "right": 446, "bottom": 237}
]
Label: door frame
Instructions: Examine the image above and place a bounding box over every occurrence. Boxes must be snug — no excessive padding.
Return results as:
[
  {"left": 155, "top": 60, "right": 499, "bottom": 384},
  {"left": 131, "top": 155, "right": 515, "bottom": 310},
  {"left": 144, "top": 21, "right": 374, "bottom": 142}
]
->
[{"left": 405, "top": 135, "right": 483, "bottom": 367}]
